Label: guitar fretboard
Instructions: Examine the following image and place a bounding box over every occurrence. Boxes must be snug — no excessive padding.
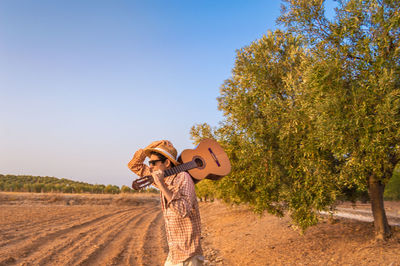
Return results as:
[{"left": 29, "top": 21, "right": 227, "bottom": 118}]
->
[{"left": 163, "top": 161, "right": 198, "bottom": 177}]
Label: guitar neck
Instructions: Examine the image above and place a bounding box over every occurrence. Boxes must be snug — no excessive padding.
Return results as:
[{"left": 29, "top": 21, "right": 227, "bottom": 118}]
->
[{"left": 163, "top": 160, "right": 198, "bottom": 177}]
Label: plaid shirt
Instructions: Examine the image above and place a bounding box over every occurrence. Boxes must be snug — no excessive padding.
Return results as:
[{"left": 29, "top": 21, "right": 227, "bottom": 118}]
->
[{"left": 128, "top": 149, "right": 203, "bottom": 264}]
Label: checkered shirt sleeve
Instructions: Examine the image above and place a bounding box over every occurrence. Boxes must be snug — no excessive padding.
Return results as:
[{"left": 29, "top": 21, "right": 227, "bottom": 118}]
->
[{"left": 127, "top": 149, "right": 151, "bottom": 177}]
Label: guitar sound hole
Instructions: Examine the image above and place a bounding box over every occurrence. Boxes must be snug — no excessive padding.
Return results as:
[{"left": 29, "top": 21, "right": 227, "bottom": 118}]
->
[{"left": 194, "top": 157, "right": 205, "bottom": 168}]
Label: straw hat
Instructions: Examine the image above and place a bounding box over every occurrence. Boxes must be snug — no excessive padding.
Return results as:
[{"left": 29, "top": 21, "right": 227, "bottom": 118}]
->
[{"left": 144, "top": 140, "right": 180, "bottom": 166}]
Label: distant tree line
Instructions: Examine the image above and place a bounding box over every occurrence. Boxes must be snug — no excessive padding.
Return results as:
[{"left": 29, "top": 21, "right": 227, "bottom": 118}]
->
[{"left": 0, "top": 174, "right": 158, "bottom": 194}]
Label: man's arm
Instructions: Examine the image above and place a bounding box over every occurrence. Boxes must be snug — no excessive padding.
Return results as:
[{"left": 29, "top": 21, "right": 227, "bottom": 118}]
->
[
  {"left": 128, "top": 140, "right": 166, "bottom": 177},
  {"left": 127, "top": 149, "right": 151, "bottom": 177}
]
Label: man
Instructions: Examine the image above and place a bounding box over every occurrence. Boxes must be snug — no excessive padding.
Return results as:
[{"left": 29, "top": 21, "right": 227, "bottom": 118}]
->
[{"left": 128, "top": 140, "right": 204, "bottom": 266}]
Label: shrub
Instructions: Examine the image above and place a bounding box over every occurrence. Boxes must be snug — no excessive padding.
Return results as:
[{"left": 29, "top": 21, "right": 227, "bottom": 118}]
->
[{"left": 384, "top": 167, "right": 400, "bottom": 200}]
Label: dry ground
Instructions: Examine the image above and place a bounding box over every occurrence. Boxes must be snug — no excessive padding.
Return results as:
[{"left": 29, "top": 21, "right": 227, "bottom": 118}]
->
[
  {"left": 200, "top": 201, "right": 400, "bottom": 266},
  {"left": 0, "top": 192, "right": 399, "bottom": 266}
]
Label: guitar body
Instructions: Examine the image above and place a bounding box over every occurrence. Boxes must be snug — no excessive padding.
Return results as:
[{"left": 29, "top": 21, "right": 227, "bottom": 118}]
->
[{"left": 178, "top": 139, "right": 231, "bottom": 181}]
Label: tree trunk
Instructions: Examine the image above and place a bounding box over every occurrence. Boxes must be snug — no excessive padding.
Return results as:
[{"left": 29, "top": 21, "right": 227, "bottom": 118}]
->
[{"left": 368, "top": 176, "right": 391, "bottom": 240}]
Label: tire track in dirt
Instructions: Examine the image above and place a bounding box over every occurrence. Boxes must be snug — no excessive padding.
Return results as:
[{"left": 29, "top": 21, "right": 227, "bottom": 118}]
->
[
  {"left": 75, "top": 206, "right": 162, "bottom": 266},
  {"left": 0, "top": 207, "right": 109, "bottom": 249},
  {"left": 0, "top": 207, "right": 138, "bottom": 265},
  {"left": 83, "top": 210, "right": 152, "bottom": 265},
  {"left": 110, "top": 211, "right": 158, "bottom": 265},
  {"left": 0, "top": 207, "right": 99, "bottom": 235},
  {"left": 0, "top": 210, "right": 111, "bottom": 263},
  {"left": 141, "top": 211, "right": 168, "bottom": 265},
  {"left": 29, "top": 207, "right": 148, "bottom": 266},
  {"left": 0, "top": 196, "right": 169, "bottom": 266},
  {"left": 105, "top": 210, "right": 155, "bottom": 265},
  {"left": 125, "top": 209, "right": 167, "bottom": 266}
]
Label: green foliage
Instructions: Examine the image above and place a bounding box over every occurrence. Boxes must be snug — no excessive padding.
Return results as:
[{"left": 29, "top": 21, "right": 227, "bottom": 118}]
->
[
  {"left": 192, "top": 0, "right": 400, "bottom": 231},
  {"left": 193, "top": 30, "right": 338, "bottom": 228},
  {"left": 104, "top": 184, "right": 120, "bottom": 194},
  {"left": 121, "top": 185, "right": 134, "bottom": 193},
  {"left": 142, "top": 187, "right": 159, "bottom": 194},
  {"left": 279, "top": 0, "right": 400, "bottom": 187},
  {"left": 0, "top": 174, "right": 120, "bottom": 194},
  {"left": 384, "top": 166, "right": 400, "bottom": 200}
]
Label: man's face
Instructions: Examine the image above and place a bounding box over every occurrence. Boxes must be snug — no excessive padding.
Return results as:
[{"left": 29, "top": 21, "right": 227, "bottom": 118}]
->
[{"left": 149, "top": 154, "right": 169, "bottom": 172}]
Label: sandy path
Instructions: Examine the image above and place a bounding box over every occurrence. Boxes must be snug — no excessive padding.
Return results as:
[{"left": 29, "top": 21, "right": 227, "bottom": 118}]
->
[{"left": 0, "top": 194, "right": 168, "bottom": 266}]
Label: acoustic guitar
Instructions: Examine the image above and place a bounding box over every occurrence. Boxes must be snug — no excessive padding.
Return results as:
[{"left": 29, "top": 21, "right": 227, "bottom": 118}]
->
[{"left": 131, "top": 138, "right": 231, "bottom": 190}]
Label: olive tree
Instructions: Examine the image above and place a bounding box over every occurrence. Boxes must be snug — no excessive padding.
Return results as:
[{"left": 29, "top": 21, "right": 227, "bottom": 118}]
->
[
  {"left": 279, "top": 0, "right": 400, "bottom": 240},
  {"left": 193, "top": 30, "right": 340, "bottom": 229}
]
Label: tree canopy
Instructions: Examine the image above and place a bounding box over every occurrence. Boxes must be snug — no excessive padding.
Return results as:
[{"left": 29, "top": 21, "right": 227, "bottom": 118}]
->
[{"left": 192, "top": 0, "right": 400, "bottom": 239}]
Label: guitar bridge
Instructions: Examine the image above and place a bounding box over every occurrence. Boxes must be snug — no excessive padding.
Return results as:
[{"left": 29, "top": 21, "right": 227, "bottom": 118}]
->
[{"left": 208, "top": 148, "right": 221, "bottom": 167}]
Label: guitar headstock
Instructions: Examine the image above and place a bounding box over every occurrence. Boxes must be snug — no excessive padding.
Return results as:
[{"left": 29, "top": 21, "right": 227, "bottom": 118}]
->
[{"left": 132, "top": 175, "right": 154, "bottom": 190}]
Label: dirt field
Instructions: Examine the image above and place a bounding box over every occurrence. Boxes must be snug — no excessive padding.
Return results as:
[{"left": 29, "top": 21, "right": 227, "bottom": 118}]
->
[{"left": 0, "top": 192, "right": 399, "bottom": 266}]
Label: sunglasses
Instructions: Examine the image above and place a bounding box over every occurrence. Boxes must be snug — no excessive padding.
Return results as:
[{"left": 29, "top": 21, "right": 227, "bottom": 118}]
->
[{"left": 149, "top": 159, "right": 165, "bottom": 166}]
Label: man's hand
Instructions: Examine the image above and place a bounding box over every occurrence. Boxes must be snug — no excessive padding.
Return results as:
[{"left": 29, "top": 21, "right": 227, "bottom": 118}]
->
[
  {"left": 152, "top": 170, "right": 173, "bottom": 202},
  {"left": 152, "top": 170, "right": 165, "bottom": 187}
]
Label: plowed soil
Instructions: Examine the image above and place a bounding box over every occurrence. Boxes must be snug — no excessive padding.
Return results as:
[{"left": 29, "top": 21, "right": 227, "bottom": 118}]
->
[
  {"left": 0, "top": 193, "right": 167, "bottom": 266},
  {"left": 0, "top": 192, "right": 399, "bottom": 266}
]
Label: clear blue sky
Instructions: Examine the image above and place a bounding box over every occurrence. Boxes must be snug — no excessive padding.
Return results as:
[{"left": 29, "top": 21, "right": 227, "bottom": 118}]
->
[{"left": 0, "top": 1, "right": 283, "bottom": 187}]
